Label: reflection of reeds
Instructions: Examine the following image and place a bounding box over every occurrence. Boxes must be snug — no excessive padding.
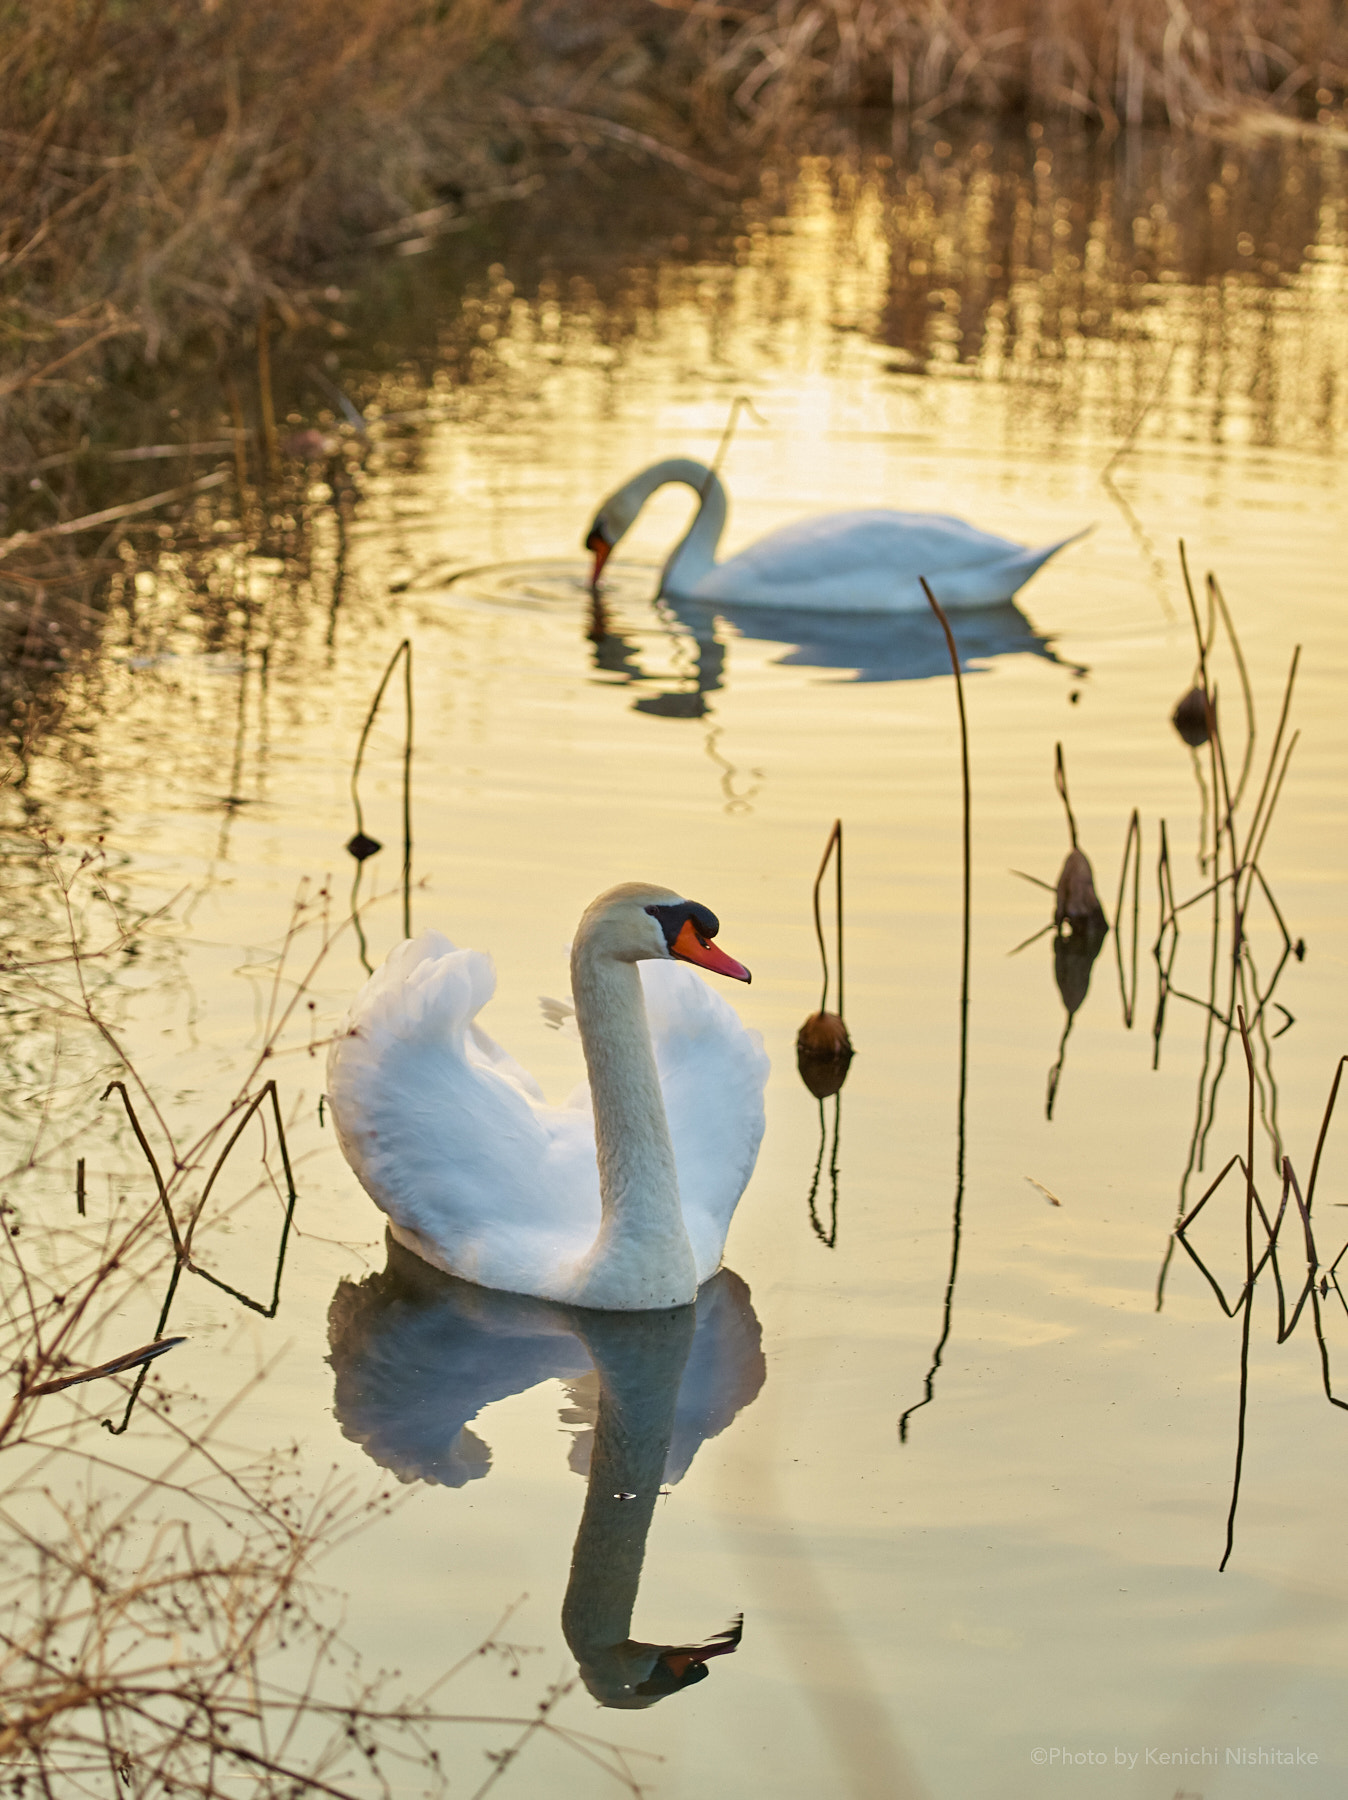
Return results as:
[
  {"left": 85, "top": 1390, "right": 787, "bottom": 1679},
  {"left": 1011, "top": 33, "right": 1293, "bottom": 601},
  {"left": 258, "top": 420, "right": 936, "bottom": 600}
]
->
[
  {"left": 1009, "top": 744, "right": 1110, "bottom": 1119},
  {"left": 805, "top": 1095, "right": 843, "bottom": 1248},
  {"left": 1153, "top": 560, "right": 1300, "bottom": 1303},
  {"left": 1114, "top": 809, "right": 1141, "bottom": 1027},
  {"left": 1174, "top": 1013, "right": 1348, "bottom": 1569}
]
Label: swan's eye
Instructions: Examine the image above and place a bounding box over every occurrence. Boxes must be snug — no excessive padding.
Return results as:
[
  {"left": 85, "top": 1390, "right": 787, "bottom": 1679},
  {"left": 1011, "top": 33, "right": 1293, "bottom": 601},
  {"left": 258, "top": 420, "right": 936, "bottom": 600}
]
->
[{"left": 645, "top": 900, "right": 721, "bottom": 953}]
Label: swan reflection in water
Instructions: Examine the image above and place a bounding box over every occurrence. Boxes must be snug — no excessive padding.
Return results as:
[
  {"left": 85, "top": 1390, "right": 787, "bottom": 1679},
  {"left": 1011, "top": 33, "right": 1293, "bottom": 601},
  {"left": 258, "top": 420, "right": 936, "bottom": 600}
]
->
[
  {"left": 329, "top": 1235, "right": 765, "bottom": 1706},
  {"left": 587, "top": 589, "right": 1072, "bottom": 719}
]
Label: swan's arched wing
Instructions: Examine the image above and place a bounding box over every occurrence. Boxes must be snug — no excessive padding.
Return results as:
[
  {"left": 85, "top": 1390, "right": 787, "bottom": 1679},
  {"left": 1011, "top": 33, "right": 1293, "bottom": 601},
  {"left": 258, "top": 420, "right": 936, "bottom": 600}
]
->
[
  {"left": 327, "top": 932, "right": 602, "bottom": 1295},
  {"left": 924, "top": 526, "right": 1091, "bottom": 609},
  {"left": 639, "top": 961, "right": 768, "bottom": 1283}
]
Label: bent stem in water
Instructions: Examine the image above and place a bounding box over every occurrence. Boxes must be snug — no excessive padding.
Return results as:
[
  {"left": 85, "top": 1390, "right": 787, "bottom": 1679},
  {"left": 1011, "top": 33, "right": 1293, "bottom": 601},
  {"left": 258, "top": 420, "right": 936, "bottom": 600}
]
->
[{"left": 899, "top": 580, "right": 970, "bottom": 1440}]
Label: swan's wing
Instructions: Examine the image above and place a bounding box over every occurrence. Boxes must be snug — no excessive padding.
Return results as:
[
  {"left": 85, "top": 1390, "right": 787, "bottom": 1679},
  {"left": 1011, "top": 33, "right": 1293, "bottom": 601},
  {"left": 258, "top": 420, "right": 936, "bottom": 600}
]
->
[
  {"left": 696, "top": 510, "right": 1084, "bottom": 612},
  {"left": 328, "top": 1257, "right": 594, "bottom": 1487},
  {"left": 639, "top": 961, "right": 769, "bottom": 1283},
  {"left": 924, "top": 525, "right": 1091, "bottom": 609},
  {"left": 327, "top": 932, "right": 601, "bottom": 1295}
]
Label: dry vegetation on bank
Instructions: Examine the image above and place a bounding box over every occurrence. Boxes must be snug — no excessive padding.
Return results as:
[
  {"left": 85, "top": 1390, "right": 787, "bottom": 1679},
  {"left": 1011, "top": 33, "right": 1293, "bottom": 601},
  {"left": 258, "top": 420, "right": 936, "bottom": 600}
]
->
[
  {"left": 4, "top": 0, "right": 1345, "bottom": 396},
  {"left": 653, "top": 0, "right": 1348, "bottom": 138},
  {"left": 2, "top": 0, "right": 521, "bottom": 385}
]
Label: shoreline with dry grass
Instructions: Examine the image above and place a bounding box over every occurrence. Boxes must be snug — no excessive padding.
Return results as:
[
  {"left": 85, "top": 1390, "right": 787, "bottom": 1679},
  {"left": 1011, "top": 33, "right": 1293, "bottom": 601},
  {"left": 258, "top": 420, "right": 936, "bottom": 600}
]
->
[
  {"left": 5, "top": 0, "right": 1345, "bottom": 408},
  {"left": 653, "top": 0, "right": 1348, "bottom": 140}
]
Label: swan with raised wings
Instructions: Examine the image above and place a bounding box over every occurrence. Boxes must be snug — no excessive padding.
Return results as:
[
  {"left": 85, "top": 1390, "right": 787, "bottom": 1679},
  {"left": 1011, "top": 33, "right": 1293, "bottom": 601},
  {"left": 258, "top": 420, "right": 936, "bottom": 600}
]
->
[
  {"left": 586, "top": 457, "right": 1087, "bottom": 613},
  {"left": 327, "top": 883, "right": 769, "bottom": 1311}
]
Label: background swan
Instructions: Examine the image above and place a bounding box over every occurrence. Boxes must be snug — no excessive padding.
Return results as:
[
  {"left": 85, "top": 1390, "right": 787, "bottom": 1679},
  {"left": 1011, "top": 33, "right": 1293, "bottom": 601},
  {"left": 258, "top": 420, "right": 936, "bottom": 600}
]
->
[
  {"left": 586, "top": 456, "right": 1087, "bottom": 613},
  {"left": 327, "top": 882, "right": 769, "bottom": 1310}
]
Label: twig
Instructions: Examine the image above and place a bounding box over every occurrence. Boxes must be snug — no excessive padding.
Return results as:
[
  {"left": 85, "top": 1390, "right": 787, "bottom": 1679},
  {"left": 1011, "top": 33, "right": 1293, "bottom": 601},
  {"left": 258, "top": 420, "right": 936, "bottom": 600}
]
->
[
  {"left": 26, "top": 1337, "right": 186, "bottom": 1398},
  {"left": 348, "top": 638, "right": 414, "bottom": 943},
  {"left": 1206, "top": 571, "right": 1256, "bottom": 810},
  {"left": 0, "top": 472, "right": 229, "bottom": 564},
  {"left": 1114, "top": 809, "right": 1141, "bottom": 1027}
]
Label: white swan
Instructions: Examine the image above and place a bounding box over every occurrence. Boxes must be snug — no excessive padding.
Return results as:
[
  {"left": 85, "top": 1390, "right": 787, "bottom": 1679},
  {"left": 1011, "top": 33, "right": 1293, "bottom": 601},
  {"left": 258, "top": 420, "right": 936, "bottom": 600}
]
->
[
  {"left": 585, "top": 457, "right": 1087, "bottom": 613},
  {"left": 327, "top": 883, "right": 769, "bottom": 1310}
]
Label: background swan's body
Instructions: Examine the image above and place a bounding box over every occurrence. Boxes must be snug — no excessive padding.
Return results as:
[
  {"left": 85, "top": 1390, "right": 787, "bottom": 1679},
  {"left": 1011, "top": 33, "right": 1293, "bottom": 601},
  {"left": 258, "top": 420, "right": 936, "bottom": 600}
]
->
[
  {"left": 328, "top": 886, "right": 768, "bottom": 1310},
  {"left": 586, "top": 456, "right": 1086, "bottom": 613}
]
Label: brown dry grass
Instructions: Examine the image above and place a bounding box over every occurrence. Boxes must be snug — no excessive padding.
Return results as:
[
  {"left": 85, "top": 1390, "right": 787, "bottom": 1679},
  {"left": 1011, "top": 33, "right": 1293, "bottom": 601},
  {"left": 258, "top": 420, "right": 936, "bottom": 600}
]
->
[
  {"left": 651, "top": 0, "right": 1348, "bottom": 138},
  {"left": 1, "top": 0, "right": 524, "bottom": 367}
]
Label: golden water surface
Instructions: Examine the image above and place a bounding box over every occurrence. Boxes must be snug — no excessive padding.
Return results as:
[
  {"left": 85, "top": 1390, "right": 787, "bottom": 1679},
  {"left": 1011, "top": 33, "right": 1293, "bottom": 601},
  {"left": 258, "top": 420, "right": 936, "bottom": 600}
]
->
[{"left": 4, "top": 125, "right": 1348, "bottom": 1797}]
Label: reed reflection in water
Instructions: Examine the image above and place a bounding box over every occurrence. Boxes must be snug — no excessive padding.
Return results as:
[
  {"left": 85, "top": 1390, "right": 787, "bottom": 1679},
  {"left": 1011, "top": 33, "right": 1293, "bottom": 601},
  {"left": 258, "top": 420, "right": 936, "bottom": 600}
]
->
[{"left": 329, "top": 1238, "right": 765, "bottom": 1706}]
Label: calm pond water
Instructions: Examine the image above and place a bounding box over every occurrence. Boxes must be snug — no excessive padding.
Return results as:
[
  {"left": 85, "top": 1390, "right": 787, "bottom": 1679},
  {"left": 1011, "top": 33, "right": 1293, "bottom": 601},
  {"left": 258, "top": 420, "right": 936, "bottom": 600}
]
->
[{"left": 5, "top": 123, "right": 1348, "bottom": 1796}]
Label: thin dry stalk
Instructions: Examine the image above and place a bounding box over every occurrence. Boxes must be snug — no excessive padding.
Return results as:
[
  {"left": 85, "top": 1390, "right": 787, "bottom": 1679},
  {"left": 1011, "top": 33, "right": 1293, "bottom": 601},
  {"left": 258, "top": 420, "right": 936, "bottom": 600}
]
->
[{"left": 796, "top": 818, "right": 851, "bottom": 1068}]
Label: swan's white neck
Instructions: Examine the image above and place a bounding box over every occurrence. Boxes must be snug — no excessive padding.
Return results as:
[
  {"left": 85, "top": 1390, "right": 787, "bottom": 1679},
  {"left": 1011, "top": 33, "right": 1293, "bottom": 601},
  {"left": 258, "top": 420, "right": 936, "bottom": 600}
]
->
[
  {"left": 614, "top": 458, "right": 727, "bottom": 598},
  {"left": 568, "top": 939, "right": 697, "bottom": 1309}
]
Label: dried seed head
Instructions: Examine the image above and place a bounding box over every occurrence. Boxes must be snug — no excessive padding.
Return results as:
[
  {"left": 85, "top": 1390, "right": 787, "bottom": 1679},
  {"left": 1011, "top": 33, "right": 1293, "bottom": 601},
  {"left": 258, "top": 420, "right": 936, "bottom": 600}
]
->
[
  {"left": 1055, "top": 847, "right": 1107, "bottom": 934},
  {"left": 796, "top": 1013, "right": 853, "bottom": 1096},
  {"left": 1172, "top": 685, "right": 1212, "bottom": 746}
]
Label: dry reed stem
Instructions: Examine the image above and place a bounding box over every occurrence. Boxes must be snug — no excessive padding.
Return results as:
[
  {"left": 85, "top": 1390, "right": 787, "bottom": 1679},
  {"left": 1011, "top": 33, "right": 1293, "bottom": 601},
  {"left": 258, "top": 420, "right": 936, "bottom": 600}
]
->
[{"left": 1173, "top": 1013, "right": 1348, "bottom": 1565}]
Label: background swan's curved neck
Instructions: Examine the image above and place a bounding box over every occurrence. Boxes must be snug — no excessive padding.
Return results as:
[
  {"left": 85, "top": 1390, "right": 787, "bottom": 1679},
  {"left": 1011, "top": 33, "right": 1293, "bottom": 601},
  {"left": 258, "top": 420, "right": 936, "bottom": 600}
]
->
[
  {"left": 618, "top": 458, "right": 726, "bottom": 596},
  {"left": 569, "top": 943, "right": 696, "bottom": 1307}
]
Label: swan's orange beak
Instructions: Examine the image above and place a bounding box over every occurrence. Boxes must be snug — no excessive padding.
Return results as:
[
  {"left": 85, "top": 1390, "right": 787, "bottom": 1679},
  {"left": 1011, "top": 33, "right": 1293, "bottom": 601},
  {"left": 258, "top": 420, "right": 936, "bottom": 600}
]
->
[
  {"left": 586, "top": 530, "right": 612, "bottom": 586},
  {"left": 672, "top": 918, "right": 751, "bottom": 983}
]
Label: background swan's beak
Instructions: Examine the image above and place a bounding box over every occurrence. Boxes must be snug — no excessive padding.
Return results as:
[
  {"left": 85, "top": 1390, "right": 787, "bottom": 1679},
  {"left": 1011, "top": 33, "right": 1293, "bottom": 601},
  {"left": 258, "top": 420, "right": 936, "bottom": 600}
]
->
[
  {"left": 586, "top": 530, "right": 612, "bottom": 585},
  {"left": 672, "top": 918, "right": 751, "bottom": 983}
]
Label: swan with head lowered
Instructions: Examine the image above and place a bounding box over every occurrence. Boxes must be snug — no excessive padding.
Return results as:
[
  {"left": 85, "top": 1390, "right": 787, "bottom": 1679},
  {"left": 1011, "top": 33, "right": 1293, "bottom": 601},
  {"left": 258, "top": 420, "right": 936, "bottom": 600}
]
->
[
  {"left": 586, "top": 457, "right": 1087, "bottom": 613},
  {"left": 327, "top": 883, "right": 768, "bottom": 1311}
]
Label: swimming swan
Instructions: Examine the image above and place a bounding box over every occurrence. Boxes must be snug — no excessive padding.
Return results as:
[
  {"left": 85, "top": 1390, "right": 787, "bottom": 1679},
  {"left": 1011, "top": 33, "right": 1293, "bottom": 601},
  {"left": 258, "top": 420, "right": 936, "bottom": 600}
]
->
[
  {"left": 586, "top": 457, "right": 1087, "bottom": 613},
  {"left": 327, "top": 883, "right": 769, "bottom": 1311}
]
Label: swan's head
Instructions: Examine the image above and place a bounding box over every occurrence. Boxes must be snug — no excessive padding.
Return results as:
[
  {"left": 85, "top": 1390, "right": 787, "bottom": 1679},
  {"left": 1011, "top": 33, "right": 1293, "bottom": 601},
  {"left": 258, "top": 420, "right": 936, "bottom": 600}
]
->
[
  {"left": 574, "top": 882, "right": 751, "bottom": 983},
  {"left": 584, "top": 497, "right": 632, "bottom": 586}
]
